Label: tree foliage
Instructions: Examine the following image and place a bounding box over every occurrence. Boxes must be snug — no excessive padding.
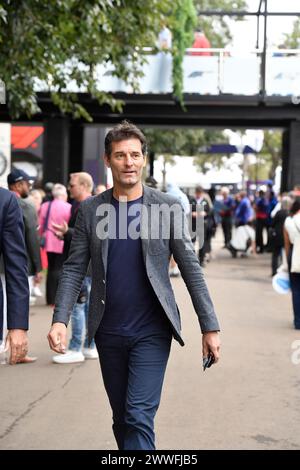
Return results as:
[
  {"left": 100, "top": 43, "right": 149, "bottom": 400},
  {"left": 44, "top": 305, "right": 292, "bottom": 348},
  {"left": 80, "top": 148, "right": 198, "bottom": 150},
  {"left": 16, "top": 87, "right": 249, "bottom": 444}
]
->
[
  {"left": 256, "top": 130, "right": 282, "bottom": 181},
  {"left": 283, "top": 18, "right": 300, "bottom": 49},
  {"left": 168, "top": 0, "right": 197, "bottom": 103},
  {"left": 193, "top": 0, "right": 247, "bottom": 47},
  {"left": 144, "top": 127, "right": 227, "bottom": 174},
  {"left": 0, "top": 0, "right": 171, "bottom": 119}
]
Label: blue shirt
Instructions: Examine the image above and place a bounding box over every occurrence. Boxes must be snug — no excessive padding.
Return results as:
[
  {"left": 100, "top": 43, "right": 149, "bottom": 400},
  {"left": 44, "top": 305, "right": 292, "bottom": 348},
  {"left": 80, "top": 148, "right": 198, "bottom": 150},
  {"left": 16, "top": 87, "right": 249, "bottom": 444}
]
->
[
  {"left": 99, "top": 196, "right": 171, "bottom": 336},
  {"left": 235, "top": 197, "right": 253, "bottom": 225}
]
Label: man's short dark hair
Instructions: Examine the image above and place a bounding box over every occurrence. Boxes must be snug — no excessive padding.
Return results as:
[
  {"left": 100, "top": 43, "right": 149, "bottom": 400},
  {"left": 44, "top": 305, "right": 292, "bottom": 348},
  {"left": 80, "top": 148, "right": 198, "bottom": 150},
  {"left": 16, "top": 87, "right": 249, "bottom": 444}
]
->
[{"left": 104, "top": 120, "right": 147, "bottom": 157}]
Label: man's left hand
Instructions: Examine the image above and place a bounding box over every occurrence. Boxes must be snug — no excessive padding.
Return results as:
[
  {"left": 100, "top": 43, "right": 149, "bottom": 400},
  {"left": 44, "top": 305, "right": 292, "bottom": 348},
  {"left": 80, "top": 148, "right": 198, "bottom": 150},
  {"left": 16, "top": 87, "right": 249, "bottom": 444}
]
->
[{"left": 202, "top": 331, "right": 220, "bottom": 364}]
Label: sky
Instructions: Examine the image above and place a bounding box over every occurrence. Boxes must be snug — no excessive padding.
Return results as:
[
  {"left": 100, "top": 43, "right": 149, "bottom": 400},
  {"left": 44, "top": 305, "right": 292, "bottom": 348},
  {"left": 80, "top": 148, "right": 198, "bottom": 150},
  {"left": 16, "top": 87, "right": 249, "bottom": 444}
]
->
[{"left": 230, "top": 0, "right": 300, "bottom": 50}]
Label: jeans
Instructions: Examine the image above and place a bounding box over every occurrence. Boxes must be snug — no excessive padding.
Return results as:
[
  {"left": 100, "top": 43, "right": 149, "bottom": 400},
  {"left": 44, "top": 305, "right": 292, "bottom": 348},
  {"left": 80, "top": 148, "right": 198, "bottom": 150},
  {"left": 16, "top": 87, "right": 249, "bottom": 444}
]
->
[
  {"left": 271, "top": 246, "right": 282, "bottom": 276},
  {"left": 69, "top": 277, "right": 95, "bottom": 351},
  {"left": 46, "top": 252, "right": 64, "bottom": 305},
  {"left": 290, "top": 272, "right": 300, "bottom": 329},
  {"left": 221, "top": 216, "right": 232, "bottom": 246},
  {"left": 95, "top": 332, "right": 172, "bottom": 450}
]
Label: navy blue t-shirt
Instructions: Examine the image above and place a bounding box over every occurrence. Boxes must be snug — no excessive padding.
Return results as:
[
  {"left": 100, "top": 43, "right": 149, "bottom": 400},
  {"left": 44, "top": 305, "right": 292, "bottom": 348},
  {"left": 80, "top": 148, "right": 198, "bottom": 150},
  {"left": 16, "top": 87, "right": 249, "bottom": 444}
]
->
[{"left": 99, "top": 196, "right": 171, "bottom": 336}]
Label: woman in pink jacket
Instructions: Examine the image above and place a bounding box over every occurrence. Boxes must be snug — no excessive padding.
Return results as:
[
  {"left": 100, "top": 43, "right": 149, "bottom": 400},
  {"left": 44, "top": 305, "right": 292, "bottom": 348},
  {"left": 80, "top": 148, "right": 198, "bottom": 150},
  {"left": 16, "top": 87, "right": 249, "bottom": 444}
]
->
[{"left": 39, "top": 184, "right": 71, "bottom": 305}]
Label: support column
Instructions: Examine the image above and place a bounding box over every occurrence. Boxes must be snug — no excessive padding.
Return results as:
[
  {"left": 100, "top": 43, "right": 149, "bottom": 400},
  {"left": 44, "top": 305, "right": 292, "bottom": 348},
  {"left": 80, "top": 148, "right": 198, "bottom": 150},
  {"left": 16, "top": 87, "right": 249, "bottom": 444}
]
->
[
  {"left": 83, "top": 126, "right": 107, "bottom": 186},
  {"left": 281, "top": 129, "right": 289, "bottom": 193},
  {"left": 43, "top": 116, "right": 70, "bottom": 185},
  {"left": 281, "top": 121, "right": 300, "bottom": 192},
  {"left": 149, "top": 151, "right": 155, "bottom": 177},
  {"left": 69, "top": 121, "right": 84, "bottom": 175}
]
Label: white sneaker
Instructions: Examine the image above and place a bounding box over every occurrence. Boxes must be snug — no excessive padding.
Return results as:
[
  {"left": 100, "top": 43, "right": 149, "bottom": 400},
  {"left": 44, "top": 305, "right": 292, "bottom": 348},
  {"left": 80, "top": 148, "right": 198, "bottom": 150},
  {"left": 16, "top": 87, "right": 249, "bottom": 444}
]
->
[
  {"left": 82, "top": 347, "right": 99, "bottom": 359},
  {"left": 169, "top": 266, "right": 180, "bottom": 277},
  {"left": 52, "top": 350, "right": 85, "bottom": 364}
]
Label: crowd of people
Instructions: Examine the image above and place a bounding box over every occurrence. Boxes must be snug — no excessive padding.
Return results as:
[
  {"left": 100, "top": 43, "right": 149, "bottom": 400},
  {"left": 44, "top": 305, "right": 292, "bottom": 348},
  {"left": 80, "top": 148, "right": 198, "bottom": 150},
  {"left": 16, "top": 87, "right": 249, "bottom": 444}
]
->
[
  {"left": 166, "top": 182, "right": 300, "bottom": 331},
  {"left": 0, "top": 169, "right": 108, "bottom": 365},
  {"left": 1, "top": 164, "right": 300, "bottom": 368}
]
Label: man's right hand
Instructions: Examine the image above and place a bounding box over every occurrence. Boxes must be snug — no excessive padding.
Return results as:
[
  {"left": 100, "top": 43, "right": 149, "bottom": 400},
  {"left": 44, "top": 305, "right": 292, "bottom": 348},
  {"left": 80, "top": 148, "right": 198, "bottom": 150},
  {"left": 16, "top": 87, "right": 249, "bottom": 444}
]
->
[
  {"left": 6, "top": 329, "right": 28, "bottom": 365},
  {"left": 47, "top": 323, "right": 67, "bottom": 354}
]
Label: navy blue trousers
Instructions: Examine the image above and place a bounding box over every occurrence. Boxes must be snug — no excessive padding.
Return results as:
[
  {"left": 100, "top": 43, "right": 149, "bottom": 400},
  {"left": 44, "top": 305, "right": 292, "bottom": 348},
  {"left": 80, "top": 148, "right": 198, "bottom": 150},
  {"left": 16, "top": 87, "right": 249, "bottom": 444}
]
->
[
  {"left": 290, "top": 272, "right": 300, "bottom": 329},
  {"left": 95, "top": 332, "right": 172, "bottom": 450}
]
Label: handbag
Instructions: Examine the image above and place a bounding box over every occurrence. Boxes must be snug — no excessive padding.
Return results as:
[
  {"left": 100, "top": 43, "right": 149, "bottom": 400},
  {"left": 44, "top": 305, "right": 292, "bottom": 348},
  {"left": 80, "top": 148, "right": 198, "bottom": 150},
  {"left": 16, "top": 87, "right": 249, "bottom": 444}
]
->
[
  {"left": 291, "top": 219, "right": 300, "bottom": 273},
  {"left": 40, "top": 201, "right": 52, "bottom": 248}
]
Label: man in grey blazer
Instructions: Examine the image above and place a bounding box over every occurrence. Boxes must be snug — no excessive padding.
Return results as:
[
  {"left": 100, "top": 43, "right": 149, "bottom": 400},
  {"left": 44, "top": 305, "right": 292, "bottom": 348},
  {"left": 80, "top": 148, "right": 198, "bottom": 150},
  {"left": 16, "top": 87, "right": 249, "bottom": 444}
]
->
[{"left": 48, "top": 121, "right": 220, "bottom": 450}]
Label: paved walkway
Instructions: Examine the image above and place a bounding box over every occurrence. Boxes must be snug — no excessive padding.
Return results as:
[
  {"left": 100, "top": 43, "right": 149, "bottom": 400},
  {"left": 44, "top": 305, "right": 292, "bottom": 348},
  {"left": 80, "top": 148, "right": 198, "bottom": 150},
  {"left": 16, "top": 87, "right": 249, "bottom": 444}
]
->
[{"left": 1, "top": 233, "right": 299, "bottom": 450}]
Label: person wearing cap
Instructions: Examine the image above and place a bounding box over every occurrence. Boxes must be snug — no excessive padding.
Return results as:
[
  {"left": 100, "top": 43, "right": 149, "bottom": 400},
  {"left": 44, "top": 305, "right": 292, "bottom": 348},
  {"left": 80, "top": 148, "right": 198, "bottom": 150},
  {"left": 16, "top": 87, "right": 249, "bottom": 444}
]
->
[
  {"left": 7, "top": 169, "right": 41, "bottom": 362},
  {"left": 0, "top": 187, "right": 30, "bottom": 364}
]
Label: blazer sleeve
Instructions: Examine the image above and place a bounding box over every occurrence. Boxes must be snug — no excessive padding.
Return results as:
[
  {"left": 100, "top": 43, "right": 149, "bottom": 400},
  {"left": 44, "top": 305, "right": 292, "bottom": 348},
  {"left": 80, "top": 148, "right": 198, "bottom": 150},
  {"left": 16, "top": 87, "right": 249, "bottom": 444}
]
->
[
  {"left": 3, "top": 194, "right": 29, "bottom": 330},
  {"left": 170, "top": 203, "right": 220, "bottom": 333},
  {"left": 52, "top": 202, "right": 91, "bottom": 326}
]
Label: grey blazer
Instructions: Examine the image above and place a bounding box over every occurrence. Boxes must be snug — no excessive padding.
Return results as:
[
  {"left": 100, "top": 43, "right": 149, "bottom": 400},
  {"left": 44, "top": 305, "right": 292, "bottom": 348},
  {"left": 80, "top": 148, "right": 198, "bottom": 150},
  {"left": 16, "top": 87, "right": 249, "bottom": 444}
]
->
[{"left": 53, "top": 185, "right": 220, "bottom": 345}]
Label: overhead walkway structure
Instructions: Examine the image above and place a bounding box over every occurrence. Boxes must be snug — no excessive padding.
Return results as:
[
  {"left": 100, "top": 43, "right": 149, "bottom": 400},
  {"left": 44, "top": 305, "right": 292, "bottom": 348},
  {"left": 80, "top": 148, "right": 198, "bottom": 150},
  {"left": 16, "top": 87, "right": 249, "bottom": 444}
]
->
[{"left": 1, "top": 2, "right": 300, "bottom": 189}]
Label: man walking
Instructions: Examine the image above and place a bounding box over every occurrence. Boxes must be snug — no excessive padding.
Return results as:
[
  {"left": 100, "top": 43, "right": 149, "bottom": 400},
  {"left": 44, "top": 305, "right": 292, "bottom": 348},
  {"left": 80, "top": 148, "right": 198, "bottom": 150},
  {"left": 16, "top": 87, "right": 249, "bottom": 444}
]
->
[
  {"left": 0, "top": 188, "right": 30, "bottom": 364},
  {"left": 48, "top": 121, "right": 220, "bottom": 450}
]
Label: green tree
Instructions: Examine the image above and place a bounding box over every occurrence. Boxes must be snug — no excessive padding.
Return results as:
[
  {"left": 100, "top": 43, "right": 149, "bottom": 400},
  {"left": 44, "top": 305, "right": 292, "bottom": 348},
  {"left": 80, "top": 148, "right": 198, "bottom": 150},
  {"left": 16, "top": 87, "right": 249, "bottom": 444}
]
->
[
  {"left": 194, "top": 0, "right": 247, "bottom": 47},
  {"left": 168, "top": 0, "right": 197, "bottom": 103},
  {"left": 144, "top": 127, "right": 227, "bottom": 188},
  {"left": 0, "top": 0, "right": 171, "bottom": 120},
  {"left": 256, "top": 130, "right": 282, "bottom": 181},
  {"left": 283, "top": 18, "right": 300, "bottom": 49}
]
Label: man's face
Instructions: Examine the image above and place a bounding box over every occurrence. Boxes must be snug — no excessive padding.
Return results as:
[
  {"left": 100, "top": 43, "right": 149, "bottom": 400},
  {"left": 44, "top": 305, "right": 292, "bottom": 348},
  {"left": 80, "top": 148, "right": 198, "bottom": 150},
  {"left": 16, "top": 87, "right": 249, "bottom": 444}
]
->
[
  {"left": 104, "top": 138, "right": 146, "bottom": 189},
  {"left": 68, "top": 176, "right": 84, "bottom": 201},
  {"left": 15, "top": 180, "right": 31, "bottom": 198}
]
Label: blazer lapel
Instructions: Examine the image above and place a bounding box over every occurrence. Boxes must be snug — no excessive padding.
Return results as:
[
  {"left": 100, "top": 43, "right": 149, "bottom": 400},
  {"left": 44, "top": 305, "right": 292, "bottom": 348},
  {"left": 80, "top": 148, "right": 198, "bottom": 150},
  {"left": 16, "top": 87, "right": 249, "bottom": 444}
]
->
[
  {"left": 141, "top": 185, "right": 153, "bottom": 265},
  {"left": 94, "top": 188, "right": 113, "bottom": 277}
]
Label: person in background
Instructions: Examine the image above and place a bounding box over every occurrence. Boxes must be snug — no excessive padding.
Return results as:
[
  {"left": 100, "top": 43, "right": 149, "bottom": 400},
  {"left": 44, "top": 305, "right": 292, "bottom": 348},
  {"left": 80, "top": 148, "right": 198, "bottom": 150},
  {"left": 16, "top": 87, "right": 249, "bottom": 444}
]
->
[
  {"left": 28, "top": 189, "right": 44, "bottom": 298},
  {"left": 220, "top": 187, "right": 234, "bottom": 247},
  {"left": 145, "top": 176, "right": 158, "bottom": 189},
  {"left": 192, "top": 185, "right": 214, "bottom": 267},
  {"left": 284, "top": 197, "right": 300, "bottom": 330},
  {"left": 154, "top": 22, "right": 172, "bottom": 93},
  {"left": 235, "top": 191, "right": 253, "bottom": 227},
  {"left": 51, "top": 172, "right": 98, "bottom": 363},
  {"left": 166, "top": 183, "right": 190, "bottom": 277},
  {"left": 29, "top": 189, "right": 43, "bottom": 215},
  {"left": 189, "top": 30, "right": 212, "bottom": 56},
  {"left": 269, "top": 196, "right": 291, "bottom": 276},
  {"left": 227, "top": 222, "right": 256, "bottom": 259},
  {"left": 95, "top": 184, "right": 107, "bottom": 196},
  {"left": 43, "top": 182, "right": 54, "bottom": 203},
  {"left": 293, "top": 185, "right": 300, "bottom": 197},
  {"left": 7, "top": 169, "right": 42, "bottom": 310},
  {"left": 0, "top": 188, "right": 32, "bottom": 365},
  {"left": 254, "top": 190, "right": 269, "bottom": 254},
  {"left": 39, "top": 184, "right": 71, "bottom": 306}
]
